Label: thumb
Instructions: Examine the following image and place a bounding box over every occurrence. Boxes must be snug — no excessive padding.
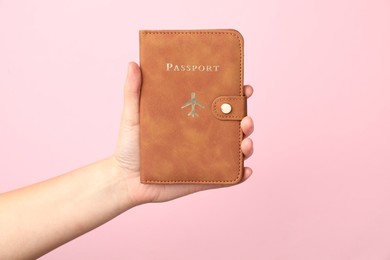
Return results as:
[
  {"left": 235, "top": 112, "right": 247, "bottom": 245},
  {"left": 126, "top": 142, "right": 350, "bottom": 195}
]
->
[{"left": 122, "top": 62, "right": 142, "bottom": 126}]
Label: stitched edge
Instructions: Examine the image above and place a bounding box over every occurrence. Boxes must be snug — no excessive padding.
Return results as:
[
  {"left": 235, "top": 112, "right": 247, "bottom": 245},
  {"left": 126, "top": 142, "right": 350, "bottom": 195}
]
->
[{"left": 141, "top": 30, "right": 244, "bottom": 184}]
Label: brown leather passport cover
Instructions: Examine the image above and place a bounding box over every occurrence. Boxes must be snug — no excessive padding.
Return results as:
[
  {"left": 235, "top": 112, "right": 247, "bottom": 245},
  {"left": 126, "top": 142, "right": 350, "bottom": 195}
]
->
[{"left": 139, "top": 29, "right": 246, "bottom": 184}]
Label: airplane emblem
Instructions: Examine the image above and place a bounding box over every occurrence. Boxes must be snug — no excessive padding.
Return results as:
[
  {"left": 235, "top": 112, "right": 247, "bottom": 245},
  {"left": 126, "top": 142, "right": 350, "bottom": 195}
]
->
[{"left": 181, "top": 92, "right": 204, "bottom": 117}]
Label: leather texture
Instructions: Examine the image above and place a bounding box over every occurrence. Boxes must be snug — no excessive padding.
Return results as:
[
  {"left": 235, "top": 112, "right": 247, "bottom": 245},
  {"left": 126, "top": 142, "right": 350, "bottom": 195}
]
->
[{"left": 139, "top": 29, "right": 246, "bottom": 184}]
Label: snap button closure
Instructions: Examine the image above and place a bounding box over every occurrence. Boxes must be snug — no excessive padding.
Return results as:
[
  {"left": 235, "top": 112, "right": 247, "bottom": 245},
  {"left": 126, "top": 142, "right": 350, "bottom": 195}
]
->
[{"left": 221, "top": 103, "right": 232, "bottom": 114}]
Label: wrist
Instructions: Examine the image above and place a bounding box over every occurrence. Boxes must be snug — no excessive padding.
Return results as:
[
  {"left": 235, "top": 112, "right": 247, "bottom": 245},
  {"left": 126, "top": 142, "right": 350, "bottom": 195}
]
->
[{"left": 108, "top": 155, "right": 149, "bottom": 210}]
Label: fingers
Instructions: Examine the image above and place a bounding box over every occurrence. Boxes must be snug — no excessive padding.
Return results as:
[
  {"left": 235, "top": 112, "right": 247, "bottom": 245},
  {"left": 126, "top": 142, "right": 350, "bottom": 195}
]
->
[
  {"left": 241, "top": 84, "right": 254, "bottom": 160},
  {"left": 241, "top": 116, "right": 254, "bottom": 137},
  {"left": 123, "top": 62, "right": 142, "bottom": 126},
  {"left": 244, "top": 85, "right": 253, "bottom": 98},
  {"left": 240, "top": 167, "right": 253, "bottom": 183},
  {"left": 242, "top": 85, "right": 254, "bottom": 137},
  {"left": 241, "top": 137, "right": 253, "bottom": 160}
]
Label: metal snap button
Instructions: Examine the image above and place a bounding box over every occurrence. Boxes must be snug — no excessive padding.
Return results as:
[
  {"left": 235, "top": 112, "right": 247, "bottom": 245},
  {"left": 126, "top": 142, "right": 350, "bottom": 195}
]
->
[{"left": 221, "top": 103, "right": 232, "bottom": 114}]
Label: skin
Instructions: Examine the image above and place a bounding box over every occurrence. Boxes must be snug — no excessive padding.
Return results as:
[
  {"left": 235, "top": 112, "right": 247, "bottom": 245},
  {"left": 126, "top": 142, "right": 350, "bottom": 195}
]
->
[{"left": 0, "top": 62, "right": 254, "bottom": 259}]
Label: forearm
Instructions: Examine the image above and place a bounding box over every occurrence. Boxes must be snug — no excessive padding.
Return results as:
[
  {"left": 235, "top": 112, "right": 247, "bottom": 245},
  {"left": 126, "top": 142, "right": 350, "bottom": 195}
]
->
[
  {"left": 0, "top": 62, "right": 254, "bottom": 259},
  {"left": 0, "top": 157, "right": 132, "bottom": 259}
]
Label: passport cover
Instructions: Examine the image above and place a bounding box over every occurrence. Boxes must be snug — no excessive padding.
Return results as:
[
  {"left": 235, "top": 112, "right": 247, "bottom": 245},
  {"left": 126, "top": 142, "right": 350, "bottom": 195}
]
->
[{"left": 139, "top": 29, "right": 246, "bottom": 184}]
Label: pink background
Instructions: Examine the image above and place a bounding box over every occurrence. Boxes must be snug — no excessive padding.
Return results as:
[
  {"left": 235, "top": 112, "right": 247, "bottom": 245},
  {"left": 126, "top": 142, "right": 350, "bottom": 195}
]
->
[{"left": 1, "top": 0, "right": 390, "bottom": 259}]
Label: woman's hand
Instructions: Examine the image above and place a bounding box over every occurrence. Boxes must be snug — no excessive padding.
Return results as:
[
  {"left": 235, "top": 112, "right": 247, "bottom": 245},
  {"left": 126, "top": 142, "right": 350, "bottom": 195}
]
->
[{"left": 113, "top": 62, "right": 254, "bottom": 207}]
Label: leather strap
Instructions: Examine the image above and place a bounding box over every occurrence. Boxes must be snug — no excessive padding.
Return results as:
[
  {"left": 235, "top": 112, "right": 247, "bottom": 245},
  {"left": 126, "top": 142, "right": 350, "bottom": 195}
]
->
[{"left": 212, "top": 96, "right": 247, "bottom": 121}]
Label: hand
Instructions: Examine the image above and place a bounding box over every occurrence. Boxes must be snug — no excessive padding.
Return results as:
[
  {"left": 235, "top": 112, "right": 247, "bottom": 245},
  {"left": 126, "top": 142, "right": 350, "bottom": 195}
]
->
[{"left": 113, "top": 62, "right": 254, "bottom": 207}]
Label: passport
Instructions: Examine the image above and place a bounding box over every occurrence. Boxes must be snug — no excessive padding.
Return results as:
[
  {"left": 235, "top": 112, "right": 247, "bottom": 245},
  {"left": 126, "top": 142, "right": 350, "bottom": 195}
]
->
[{"left": 139, "top": 29, "right": 246, "bottom": 184}]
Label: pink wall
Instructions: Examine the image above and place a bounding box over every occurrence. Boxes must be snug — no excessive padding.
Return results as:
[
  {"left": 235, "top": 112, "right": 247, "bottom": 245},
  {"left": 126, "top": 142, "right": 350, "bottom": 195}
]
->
[{"left": 1, "top": 0, "right": 390, "bottom": 259}]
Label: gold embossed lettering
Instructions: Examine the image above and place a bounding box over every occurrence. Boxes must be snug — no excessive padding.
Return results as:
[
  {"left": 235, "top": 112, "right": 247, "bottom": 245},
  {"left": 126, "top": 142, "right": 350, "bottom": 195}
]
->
[{"left": 166, "top": 63, "right": 220, "bottom": 72}]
